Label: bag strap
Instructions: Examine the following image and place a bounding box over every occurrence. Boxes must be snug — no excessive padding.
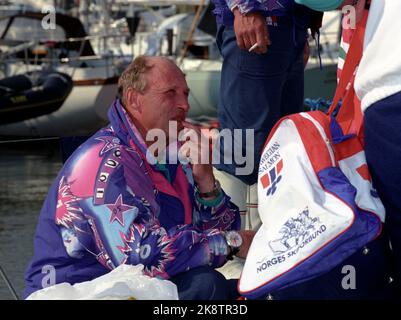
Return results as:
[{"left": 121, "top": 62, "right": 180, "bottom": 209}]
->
[{"left": 327, "top": 9, "right": 369, "bottom": 137}]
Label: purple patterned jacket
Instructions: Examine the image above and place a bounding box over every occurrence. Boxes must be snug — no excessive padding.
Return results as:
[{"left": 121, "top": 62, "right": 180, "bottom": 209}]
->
[{"left": 24, "top": 99, "right": 240, "bottom": 298}]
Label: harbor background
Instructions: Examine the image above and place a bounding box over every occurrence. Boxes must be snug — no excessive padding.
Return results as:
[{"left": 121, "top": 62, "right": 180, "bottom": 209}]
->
[
  {"left": 0, "top": 0, "right": 341, "bottom": 300},
  {"left": 0, "top": 139, "right": 62, "bottom": 299}
]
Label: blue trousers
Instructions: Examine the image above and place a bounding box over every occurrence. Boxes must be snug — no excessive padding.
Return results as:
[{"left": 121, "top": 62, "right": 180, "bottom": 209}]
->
[
  {"left": 214, "top": 15, "right": 307, "bottom": 185},
  {"left": 170, "top": 266, "right": 239, "bottom": 300},
  {"left": 364, "top": 91, "right": 401, "bottom": 295}
]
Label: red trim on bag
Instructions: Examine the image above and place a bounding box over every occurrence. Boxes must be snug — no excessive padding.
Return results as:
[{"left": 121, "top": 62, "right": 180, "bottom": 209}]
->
[
  {"left": 262, "top": 112, "right": 335, "bottom": 173},
  {"left": 356, "top": 164, "right": 371, "bottom": 182},
  {"left": 333, "top": 137, "right": 363, "bottom": 161},
  {"left": 290, "top": 114, "right": 333, "bottom": 172},
  {"left": 308, "top": 111, "right": 333, "bottom": 140}
]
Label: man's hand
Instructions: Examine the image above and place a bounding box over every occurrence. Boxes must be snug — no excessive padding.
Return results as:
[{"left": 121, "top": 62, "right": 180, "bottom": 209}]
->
[
  {"left": 233, "top": 8, "right": 271, "bottom": 54},
  {"left": 180, "top": 121, "right": 216, "bottom": 195},
  {"left": 236, "top": 230, "right": 256, "bottom": 259}
]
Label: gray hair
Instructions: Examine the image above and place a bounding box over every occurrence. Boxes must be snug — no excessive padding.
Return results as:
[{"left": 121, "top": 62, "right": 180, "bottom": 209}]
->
[{"left": 118, "top": 55, "right": 154, "bottom": 106}]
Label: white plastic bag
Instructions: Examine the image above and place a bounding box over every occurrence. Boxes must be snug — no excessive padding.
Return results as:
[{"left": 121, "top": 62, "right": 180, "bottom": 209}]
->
[{"left": 26, "top": 264, "right": 179, "bottom": 300}]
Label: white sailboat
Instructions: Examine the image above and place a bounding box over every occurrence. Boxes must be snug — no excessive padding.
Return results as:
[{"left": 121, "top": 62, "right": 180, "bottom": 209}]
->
[{"left": 0, "top": 10, "right": 131, "bottom": 136}]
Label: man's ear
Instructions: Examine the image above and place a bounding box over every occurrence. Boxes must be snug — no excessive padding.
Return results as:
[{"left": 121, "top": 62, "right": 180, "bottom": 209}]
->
[{"left": 125, "top": 87, "right": 142, "bottom": 113}]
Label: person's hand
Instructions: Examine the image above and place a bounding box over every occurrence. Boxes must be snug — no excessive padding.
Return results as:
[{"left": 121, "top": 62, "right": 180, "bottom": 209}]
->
[
  {"left": 233, "top": 8, "right": 271, "bottom": 54},
  {"left": 180, "top": 121, "right": 216, "bottom": 195},
  {"left": 236, "top": 230, "right": 256, "bottom": 259},
  {"left": 303, "top": 40, "right": 310, "bottom": 69}
]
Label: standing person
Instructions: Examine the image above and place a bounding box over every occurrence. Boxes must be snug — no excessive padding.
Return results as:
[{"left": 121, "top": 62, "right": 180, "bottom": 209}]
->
[
  {"left": 24, "top": 56, "right": 256, "bottom": 300},
  {"left": 254, "top": 0, "right": 400, "bottom": 299},
  {"left": 354, "top": 0, "right": 401, "bottom": 297},
  {"left": 211, "top": 0, "right": 318, "bottom": 184}
]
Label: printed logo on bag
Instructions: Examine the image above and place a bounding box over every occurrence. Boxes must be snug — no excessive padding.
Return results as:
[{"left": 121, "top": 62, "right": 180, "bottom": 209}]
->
[
  {"left": 256, "top": 207, "right": 327, "bottom": 274},
  {"left": 259, "top": 142, "right": 283, "bottom": 197},
  {"left": 260, "top": 159, "right": 283, "bottom": 196}
]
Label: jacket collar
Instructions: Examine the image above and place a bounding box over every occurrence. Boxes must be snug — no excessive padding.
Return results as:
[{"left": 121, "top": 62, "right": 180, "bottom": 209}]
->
[
  {"left": 107, "top": 99, "right": 148, "bottom": 156},
  {"left": 107, "top": 99, "right": 183, "bottom": 170}
]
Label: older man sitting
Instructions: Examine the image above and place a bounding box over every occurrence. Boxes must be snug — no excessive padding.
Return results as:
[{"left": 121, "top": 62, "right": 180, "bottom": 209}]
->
[{"left": 24, "top": 56, "right": 254, "bottom": 300}]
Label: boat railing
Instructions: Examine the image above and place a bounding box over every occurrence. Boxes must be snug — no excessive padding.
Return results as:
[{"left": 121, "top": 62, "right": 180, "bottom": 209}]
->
[
  {"left": 2, "top": 54, "right": 131, "bottom": 64},
  {"left": 62, "top": 33, "right": 131, "bottom": 44},
  {"left": 1, "top": 33, "right": 135, "bottom": 79}
]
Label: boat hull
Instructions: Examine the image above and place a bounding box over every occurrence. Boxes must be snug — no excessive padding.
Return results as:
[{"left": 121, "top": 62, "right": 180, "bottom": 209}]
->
[{"left": 0, "top": 83, "right": 117, "bottom": 137}]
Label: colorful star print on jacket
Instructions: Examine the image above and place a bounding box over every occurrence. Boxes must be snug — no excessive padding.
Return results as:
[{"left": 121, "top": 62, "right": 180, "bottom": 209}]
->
[{"left": 24, "top": 99, "right": 241, "bottom": 298}]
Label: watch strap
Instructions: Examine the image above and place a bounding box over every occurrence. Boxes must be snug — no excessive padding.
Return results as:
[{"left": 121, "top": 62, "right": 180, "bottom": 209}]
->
[
  {"left": 226, "top": 246, "right": 240, "bottom": 261},
  {"left": 196, "top": 180, "right": 221, "bottom": 199}
]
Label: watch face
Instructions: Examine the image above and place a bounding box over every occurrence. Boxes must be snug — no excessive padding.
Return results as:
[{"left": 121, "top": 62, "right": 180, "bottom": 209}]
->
[{"left": 226, "top": 231, "right": 243, "bottom": 248}]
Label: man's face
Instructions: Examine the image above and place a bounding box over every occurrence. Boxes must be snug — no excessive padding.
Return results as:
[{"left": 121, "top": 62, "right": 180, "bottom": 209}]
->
[{"left": 135, "top": 60, "right": 190, "bottom": 141}]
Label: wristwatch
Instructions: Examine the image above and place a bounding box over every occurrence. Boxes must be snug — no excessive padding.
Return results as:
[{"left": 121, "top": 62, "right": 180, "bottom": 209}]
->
[
  {"left": 224, "top": 230, "right": 243, "bottom": 260},
  {"left": 196, "top": 179, "right": 221, "bottom": 199}
]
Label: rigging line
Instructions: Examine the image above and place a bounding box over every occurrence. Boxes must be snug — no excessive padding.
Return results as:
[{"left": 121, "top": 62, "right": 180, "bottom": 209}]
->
[{"left": 0, "top": 265, "right": 19, "bottom": 300}]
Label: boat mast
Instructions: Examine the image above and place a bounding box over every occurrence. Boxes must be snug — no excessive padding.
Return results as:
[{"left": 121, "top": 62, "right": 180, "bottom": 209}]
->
[{"left": 79, "top": 0, "right": 90, "bottom": 33}]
